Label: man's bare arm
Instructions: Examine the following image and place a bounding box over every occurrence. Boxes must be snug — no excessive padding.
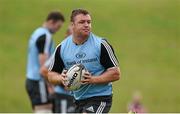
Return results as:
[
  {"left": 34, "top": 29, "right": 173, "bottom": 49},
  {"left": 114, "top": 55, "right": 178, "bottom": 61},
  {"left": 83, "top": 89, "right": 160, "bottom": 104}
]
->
[{"left": 81, "top": 67, "right": 121, "bottom": 84}]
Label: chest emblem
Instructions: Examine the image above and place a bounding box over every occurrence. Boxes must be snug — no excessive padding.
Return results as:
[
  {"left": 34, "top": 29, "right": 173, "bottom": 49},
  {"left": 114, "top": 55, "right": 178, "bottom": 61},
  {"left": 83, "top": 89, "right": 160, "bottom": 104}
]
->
[{"left": 75, "top": 52, "right": 86, "bottom": 59}]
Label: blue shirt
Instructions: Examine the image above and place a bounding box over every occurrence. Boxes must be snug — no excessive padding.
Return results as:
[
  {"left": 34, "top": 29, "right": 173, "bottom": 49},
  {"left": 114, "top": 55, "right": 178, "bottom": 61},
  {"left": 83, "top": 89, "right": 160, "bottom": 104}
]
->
[
  {"left": 26, "top": 27, "right": 54, "bottom": 80},
  {"left": 49, "top": 33, "right": 119, "bottom": 100}
]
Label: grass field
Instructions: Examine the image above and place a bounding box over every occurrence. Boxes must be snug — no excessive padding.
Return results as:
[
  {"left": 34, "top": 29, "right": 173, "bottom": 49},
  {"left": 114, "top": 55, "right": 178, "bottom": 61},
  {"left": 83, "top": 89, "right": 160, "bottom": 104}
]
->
[{"left": 0, "top": 0, "right": 179, "bottom": 112}]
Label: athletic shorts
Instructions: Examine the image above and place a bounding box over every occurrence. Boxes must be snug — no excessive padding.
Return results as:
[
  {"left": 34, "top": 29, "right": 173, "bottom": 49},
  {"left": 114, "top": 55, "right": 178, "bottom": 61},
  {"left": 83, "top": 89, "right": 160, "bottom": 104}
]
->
[
  {"left": 75, "top": 95, "right": 112, "bottom": 113},
  {"left": 53, "top": 93, "right": 75, "bottom": 113},
  {"left": 25, "top": 79, "right": 51, "bottom": 108}
]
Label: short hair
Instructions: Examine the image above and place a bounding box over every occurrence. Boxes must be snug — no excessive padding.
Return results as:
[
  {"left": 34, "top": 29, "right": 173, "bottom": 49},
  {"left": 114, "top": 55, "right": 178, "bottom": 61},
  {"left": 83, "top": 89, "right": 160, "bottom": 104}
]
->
[
  {"left": 70, "top": 9, "right": 90, "bottom": 22},
  {"left": 46, "top": 11, "right": 65, "bottom": 22}
]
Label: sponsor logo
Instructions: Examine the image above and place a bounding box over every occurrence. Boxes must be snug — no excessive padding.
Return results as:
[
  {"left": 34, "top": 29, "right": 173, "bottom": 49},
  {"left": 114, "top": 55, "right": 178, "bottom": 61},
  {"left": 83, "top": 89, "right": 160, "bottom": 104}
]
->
[{"left": 76, "top": 52, "right": 86, "bottom": 59}]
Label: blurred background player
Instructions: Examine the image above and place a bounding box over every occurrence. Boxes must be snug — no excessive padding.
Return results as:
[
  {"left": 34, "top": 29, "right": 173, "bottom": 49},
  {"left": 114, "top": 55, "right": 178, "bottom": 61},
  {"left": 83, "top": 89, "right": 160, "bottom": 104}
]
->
[
  {"left": 40, "top": 25, "right": 75, "bottom": 113},
  {"left": 65, "top": 25, "right": 73, "bottom": 38},
  {"left": 127, "top": 91, "right": 147, "bottom": 113},
  {"left": 26, "top": 11, "right": 65, "bottom": 113}
]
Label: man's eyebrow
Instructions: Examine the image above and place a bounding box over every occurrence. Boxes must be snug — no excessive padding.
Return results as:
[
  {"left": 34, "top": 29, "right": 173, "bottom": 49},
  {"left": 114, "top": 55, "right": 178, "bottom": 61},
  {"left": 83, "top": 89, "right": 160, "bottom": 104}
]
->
[{"left": 80, "top": 19, "right": 91, "bottom": 21}]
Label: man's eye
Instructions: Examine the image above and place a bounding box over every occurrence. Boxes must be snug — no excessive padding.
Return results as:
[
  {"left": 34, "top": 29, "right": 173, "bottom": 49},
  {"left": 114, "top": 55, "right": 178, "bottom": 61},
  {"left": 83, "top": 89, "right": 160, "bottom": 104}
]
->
[{"left": 79, "top": 21, "right": 84, "bottom": 24}]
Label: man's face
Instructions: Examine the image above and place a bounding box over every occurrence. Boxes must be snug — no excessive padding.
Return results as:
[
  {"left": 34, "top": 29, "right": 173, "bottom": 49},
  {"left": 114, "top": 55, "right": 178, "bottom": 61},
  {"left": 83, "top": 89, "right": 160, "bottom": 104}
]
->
[
  {"left": 49, "top": 20, "right": 64, "bottom": 33},
  {"left": 72, "top": 14, "right": 91, "bottom": 37}
]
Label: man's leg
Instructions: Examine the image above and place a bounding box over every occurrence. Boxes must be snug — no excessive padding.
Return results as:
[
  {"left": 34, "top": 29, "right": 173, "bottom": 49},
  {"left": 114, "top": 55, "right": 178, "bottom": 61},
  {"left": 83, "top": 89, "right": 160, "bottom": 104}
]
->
[{"left": 34, "top": 104, "right": 52, "bottom": 113}]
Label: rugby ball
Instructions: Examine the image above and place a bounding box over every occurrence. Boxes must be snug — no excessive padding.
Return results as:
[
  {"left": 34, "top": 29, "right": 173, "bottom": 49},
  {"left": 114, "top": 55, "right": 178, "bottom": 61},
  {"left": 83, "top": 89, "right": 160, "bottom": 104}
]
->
[{"left": 65, "top": 64, "right": 86, "bottom": 90}]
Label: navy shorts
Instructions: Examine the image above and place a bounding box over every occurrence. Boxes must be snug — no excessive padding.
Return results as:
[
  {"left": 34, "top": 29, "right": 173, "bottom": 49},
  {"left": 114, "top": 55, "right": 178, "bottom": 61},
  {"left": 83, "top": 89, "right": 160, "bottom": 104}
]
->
[
  {"left": 25, "top": 79, "right": 51, "bottom": 108},
  {"left": 75, "top": 95, "right": 112, "bottom": 113}
]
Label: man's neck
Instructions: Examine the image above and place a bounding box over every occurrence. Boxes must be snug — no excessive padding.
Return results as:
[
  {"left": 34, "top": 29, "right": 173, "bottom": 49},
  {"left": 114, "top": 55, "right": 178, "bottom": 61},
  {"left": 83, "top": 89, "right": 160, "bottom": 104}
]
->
[
  {"left": 72, "top": 34, "right": 89, "bottom": 45},
  {"left": 42, "top": 23, "right": 53, "bottom": 34}
]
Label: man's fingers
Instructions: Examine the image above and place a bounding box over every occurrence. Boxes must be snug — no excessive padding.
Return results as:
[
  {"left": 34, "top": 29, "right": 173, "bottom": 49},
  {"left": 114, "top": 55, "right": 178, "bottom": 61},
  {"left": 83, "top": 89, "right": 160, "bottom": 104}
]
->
[
  {"left": 83, "top": 75, "right": 91, "bottom": 79},
  {"left": 60, "top": 76, "right": 66, "bottom": 81},
  {"left": 62, "top": 69, "right": 67, "bottom": 74},
  {"left": 81, "top": 80, "right": 89, "bottom": 84},
  {"left": 61, "top": 73, "right": 67, "bottom": 78},
  {"left": 81, "top": 82, "right": 89, "bottom": 85},
  {"left": 56, "top": 75, "right": 66, "bottom": 85},
  {"left": 84, "top": 71, "right": 90, "bottom": 75},
  {"left": 81, "top": 78, "right": 89, "bottom": 83}
]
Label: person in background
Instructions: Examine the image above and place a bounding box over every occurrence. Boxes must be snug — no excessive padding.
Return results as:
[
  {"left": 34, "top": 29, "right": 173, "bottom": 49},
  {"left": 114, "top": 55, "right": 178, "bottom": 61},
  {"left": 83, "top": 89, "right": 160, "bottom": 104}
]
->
[
  {"left": 26, "top": 11, "right": 65, "bottom": 113},
  {"left": 65, "top": 25, "right": 73, "bottom": 38},
  {"left": 127, "top": 91, "right": 147, "bottom": 113}
]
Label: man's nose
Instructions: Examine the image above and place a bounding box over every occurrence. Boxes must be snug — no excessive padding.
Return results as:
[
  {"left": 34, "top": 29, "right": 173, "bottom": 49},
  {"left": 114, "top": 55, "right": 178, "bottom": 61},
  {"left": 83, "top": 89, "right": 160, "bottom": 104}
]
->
[{"left": 84, "top": 22, "right": 89, "bottom": 27}]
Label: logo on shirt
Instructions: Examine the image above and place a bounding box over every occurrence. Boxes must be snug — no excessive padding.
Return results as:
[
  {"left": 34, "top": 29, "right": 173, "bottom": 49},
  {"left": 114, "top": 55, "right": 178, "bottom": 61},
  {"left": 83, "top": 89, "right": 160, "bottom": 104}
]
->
[
  {"left": 86, "top": 106, "right": 94, "bottom": 112},
  {"left": 75, "top": 52, "right": 86, "bottom": 59}
]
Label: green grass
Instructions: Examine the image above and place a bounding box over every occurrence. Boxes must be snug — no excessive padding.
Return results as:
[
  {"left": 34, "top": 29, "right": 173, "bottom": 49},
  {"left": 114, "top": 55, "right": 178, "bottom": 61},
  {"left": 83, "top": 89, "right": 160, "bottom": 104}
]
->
[{"left": 0, "top": 0, "right": 179, "bottom": 112}]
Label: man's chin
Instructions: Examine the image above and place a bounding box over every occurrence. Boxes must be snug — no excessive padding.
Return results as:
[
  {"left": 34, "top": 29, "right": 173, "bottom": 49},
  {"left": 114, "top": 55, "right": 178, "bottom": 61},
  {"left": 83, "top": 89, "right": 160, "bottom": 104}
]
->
[{"left": 82, "top": 32, "right": 90, "bottom": 37}]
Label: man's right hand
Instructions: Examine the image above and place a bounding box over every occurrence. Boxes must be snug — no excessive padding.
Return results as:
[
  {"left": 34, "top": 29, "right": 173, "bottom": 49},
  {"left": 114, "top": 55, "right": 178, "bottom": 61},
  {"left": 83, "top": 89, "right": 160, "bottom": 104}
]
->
[
  {"left": 47, "top": 71, "right": 66, "bottom": 85},
  {"left": 61, "top": 70, "right": 68, "bottom": 89}
]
